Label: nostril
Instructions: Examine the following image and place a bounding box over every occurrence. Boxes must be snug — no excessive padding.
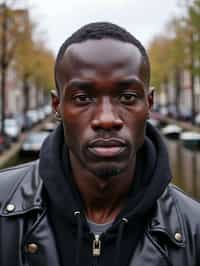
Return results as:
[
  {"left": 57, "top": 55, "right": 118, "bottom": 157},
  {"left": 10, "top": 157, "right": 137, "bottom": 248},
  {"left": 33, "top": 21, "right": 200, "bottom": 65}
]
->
[
  {"left": 91, "top": 119, "right": 100, "bottom": 128},
  {"left": 91, "top": 118, "right": 123, "bottom": 130},
  {"left": 115, "top": 119, "right": 123, "bottom": 126}
]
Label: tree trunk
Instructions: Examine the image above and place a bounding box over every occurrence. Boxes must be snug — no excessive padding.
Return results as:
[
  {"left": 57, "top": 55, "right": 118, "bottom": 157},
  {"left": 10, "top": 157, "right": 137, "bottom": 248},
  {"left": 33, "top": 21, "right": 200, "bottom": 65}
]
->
[
  {"left": 36, "top": 85, "right": 41, "bottom": 108},
  {"left": 175, "top": 68, "right": 181, "bottom": 117},
  {"left": 1, "top": 3, "right": 8, "bottom": 136},
  {"left": 0, "top": 65, "right": 6, "bottom": 135},
  {"left": 164, "top": 77, "right": 169, "bottom": 108},
  {"left": 23, "top": 77, "right": 30, "bottom": 113},
  {"left": 190, "top": 33, "right": 196, "bottom": 124},
  {"left": 191, "top": 70, "right": 195, "bottom": 124}
]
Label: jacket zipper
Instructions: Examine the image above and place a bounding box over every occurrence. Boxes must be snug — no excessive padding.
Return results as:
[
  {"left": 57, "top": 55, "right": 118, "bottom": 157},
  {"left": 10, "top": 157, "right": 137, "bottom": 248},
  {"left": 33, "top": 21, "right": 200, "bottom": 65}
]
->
[{"left": 92, "top": 234, "right": 101, "bottom": 266}]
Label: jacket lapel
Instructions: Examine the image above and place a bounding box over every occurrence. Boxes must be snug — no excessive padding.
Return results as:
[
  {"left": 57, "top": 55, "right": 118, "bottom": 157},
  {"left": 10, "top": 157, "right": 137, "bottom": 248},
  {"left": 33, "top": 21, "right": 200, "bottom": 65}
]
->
[
  {"left": 149, "top": 185, "right": 185, "bottom": 248},
  {"left": 23, "top": 210, "right": 61, "bottom": 266},
  {"left": 129, "top": 232, "right": 171, "bottom": 266},
  {"left": 129, "top": 185, "right": 185, "bottom": 266}
]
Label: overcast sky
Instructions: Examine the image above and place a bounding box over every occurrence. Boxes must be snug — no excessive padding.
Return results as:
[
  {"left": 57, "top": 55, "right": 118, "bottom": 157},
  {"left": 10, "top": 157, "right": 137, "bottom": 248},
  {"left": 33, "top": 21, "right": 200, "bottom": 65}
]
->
[{"left": 26, "top": 0, "right": 183, "bottom": 55}]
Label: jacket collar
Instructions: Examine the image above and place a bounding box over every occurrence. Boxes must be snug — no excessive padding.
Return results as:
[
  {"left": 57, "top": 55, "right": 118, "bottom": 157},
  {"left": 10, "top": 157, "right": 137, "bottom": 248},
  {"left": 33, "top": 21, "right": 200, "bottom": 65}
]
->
[{"left": 149, "top": 184, "right": 186, "bottom": 247}]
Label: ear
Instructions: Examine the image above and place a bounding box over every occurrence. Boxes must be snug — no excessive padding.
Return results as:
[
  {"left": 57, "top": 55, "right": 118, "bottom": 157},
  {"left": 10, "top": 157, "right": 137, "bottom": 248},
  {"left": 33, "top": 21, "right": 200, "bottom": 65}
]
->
[
  {"left": 51, "top": 89, "right": 60, "bottom": 114},
  {"left": 147, "top": 87, "right": 154, "bottom": 111}
]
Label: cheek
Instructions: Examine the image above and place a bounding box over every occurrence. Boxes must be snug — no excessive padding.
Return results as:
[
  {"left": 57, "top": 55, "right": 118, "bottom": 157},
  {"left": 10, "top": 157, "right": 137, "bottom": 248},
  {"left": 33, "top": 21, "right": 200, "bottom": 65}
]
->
[
  {"left": 62, "top": 110, "right": 90, "bottom": 147},
  {"left": 61, "top": 102, "right": 92, "bottom": 123},
  {"left": 61, "top": 103, "right": 94, "bottom": 131},
  {"left": 123, "top": 106, "right": 148, "bottom": 128},
  {"left": 124, "top": 108, "right": 147, "bottom": 142},
  {"left": 63, "top": 119, "right": 82, "bottom": 140},
  {"left": 119, "top": 101, "right": 148, "bottom": 118}
]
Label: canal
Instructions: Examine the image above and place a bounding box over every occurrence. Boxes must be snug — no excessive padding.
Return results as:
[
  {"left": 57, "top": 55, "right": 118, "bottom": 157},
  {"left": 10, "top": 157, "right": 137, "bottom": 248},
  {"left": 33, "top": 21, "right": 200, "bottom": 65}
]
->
[
  {"left": 164, "top": 137, "right": 200, "bottom": 200},
  {"left": 1, "top": 133, "right": 200, "bottom": 201}
]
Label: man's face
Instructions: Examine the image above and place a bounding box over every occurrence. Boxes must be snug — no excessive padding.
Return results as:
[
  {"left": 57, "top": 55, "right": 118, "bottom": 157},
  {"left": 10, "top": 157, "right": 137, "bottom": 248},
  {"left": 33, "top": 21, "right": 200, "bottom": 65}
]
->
[{"left": 54, "top": 39, "right": 153, "bottom": 178}]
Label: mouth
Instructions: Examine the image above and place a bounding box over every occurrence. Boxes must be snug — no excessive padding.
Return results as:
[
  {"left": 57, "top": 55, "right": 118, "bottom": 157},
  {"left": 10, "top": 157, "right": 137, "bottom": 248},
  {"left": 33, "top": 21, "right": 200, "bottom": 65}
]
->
[{"left": 88, "top": 139, "right": 127, "bottom": 158}]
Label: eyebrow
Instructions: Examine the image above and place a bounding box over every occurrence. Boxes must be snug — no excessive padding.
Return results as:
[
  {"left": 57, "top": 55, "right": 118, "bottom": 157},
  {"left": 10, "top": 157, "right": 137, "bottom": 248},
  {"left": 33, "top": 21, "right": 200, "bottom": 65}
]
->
[
  {"left": 116, "top": 78, "right": 145, "bottom": 89},
  {"left": 66, "top": 80, "right": 94, "bottom": 90},
  {"left": 64, "top": 77, "right": 146, "bottom": 92}
]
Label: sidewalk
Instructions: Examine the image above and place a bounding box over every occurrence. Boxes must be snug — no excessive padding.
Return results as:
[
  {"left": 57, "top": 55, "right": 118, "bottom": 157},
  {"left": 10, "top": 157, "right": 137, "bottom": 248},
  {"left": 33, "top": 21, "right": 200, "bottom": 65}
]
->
[{"left": 0, "top": 137, "right": 24, "bottom": 168}]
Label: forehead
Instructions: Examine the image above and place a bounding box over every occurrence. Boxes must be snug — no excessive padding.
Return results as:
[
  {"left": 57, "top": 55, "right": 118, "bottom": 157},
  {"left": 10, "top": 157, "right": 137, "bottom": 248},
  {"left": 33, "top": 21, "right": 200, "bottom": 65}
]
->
[{"left": 57, "top": 39, "right": 145, "bottom": 85}]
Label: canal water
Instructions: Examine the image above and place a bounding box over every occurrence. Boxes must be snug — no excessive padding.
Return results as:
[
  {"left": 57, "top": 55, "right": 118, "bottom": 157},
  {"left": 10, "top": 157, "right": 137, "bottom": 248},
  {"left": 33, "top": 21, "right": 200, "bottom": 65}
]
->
[
  {"left": 164, "top": 137, "right": 200, "bottom": 200},
  {"left": 1, "top": 135, "right": 200, "bottom": 201}
]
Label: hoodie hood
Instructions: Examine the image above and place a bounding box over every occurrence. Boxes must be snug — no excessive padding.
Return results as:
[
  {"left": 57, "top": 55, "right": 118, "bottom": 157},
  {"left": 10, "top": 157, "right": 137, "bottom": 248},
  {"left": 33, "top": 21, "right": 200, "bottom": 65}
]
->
[
  {"left": 39, "top": 121, "right": 172, "bottom": 224},
  {"left": 118, "top": 122, "right": 173, "bottom": 221},
  {"left": 39, "top": 121, "right": 172, "bottom": 266}
]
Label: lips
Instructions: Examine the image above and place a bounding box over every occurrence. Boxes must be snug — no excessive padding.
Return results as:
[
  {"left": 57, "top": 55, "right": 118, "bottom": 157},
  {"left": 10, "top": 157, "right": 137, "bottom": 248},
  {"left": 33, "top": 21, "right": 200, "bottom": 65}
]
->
[{"left": 88, "top": 139, "right": 127, "bottom": 158}]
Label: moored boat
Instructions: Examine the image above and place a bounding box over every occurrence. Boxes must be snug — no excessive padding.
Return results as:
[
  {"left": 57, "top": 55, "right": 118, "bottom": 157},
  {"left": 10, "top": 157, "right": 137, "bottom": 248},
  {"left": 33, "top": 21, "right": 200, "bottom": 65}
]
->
[
  {"left": 161, "top": 124, "right": 182, "bottom": 139},
  {"left": 180, "top": 131, "right": 200, "bottom": 150}
]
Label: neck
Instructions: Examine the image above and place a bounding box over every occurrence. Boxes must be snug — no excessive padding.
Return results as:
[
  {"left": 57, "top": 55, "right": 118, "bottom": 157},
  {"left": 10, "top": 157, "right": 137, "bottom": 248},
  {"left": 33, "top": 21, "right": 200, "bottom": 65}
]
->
[{"left": 69, "top": 152, "right": 136, "bottom": 224}]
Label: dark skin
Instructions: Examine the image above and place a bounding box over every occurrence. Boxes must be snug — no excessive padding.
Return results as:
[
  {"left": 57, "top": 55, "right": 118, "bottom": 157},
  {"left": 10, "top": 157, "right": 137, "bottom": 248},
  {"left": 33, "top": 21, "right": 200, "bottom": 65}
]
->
[{"left": 53, "top": 39, "right": 153, "bottom": 223}]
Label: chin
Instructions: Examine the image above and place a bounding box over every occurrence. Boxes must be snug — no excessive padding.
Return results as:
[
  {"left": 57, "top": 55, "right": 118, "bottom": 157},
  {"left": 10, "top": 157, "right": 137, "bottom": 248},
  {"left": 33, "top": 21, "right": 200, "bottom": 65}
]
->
[
  {"left": 91, "top": 166, "right": 126, "bottom": 179},
  {"left": 84, "top": 154, "right": 134, "bottom": 179}
]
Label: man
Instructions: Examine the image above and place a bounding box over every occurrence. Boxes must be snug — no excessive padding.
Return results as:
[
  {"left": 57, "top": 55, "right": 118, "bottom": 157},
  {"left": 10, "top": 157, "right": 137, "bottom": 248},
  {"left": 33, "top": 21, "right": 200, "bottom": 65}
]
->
[{"left": 0, "top": 22, "right": 200, "bottom": 266}]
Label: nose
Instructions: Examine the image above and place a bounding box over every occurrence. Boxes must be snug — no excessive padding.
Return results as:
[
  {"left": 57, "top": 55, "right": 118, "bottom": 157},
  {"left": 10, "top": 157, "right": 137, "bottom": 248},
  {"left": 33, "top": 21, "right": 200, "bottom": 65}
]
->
[{"left": 91, "top": 97, "right": 123, "bottom": 131}]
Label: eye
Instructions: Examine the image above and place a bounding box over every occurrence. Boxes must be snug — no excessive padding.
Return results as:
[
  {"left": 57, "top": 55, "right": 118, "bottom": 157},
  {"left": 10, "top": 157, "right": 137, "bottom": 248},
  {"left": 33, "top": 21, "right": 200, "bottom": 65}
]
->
[
  {"left": 119, "top": 93, "right": 137, "bottom": 104},
  {"left": 73, "top": 94, "right": 93, "bottom": 104}
]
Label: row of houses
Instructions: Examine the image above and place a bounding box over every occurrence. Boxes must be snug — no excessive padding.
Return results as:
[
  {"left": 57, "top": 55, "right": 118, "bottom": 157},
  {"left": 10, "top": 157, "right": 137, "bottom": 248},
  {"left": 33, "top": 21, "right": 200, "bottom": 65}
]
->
[
  {"left": 0, "top": 67, "right": 47, "bottom": 117},
  {"left": 0, "top": 6, "right": 50, "bottom": 118},
  {"left": 154, "top": 69, "right": 200, "bottom": 115}
]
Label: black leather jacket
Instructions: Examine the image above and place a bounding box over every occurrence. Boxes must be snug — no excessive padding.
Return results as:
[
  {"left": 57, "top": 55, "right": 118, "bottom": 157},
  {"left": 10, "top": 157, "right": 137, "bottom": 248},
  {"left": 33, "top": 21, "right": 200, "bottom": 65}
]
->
[{"left": 0, "top": 161, "right": 200, "bottom": 266}]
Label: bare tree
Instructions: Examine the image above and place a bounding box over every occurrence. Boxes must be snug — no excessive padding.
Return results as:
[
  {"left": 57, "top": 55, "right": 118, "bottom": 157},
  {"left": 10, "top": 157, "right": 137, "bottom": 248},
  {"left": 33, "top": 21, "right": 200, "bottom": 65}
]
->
[{"left": 0, "top": 0, "right": 21, "bottom": 134}]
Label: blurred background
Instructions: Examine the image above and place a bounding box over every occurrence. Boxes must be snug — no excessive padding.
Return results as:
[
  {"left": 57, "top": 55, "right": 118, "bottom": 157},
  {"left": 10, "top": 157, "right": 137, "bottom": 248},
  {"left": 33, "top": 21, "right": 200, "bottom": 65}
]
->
[{"left": 0, "top": 0, "right": 200, "bottom": 199}]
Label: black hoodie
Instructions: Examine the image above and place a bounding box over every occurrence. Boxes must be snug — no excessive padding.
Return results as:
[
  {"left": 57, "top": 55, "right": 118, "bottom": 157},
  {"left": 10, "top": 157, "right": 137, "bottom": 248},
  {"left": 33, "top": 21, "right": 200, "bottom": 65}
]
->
[{"left": 39, "top": 122, "right": 172, "bottom": 266}]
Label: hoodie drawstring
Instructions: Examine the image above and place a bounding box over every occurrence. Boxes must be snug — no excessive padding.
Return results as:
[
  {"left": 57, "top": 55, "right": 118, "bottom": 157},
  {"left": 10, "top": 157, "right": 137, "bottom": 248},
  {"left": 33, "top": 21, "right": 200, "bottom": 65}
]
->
[
  {"left": 114, "top": 218, "right": 128, "bottom": 266},
  {"left": 74, "top": 211, "right": 82, "bottom": 266}
]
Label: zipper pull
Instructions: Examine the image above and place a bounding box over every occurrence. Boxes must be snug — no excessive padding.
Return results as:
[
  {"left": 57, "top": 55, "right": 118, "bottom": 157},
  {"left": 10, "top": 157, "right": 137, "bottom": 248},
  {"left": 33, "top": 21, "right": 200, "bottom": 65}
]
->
[{"left": 93, "top": 234, "right": 101, "bottom": 256}]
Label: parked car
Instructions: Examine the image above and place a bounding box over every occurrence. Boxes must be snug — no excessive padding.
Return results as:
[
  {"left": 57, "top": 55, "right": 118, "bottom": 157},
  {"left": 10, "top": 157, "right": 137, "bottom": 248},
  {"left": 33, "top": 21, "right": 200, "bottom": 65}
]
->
[
  {"left": 0, "top": 134, "right": 3, "bottom": 153},
  {"left": 43, "top": 105, "right": 52, "bottom": 116},
  {"left": 26, "top": 110, "right": 39, "bottom": 125},
  {"left": 37, "top": 108, "right": 46, "bottom": 121},
  {"left": 195, "top": 113, "right": 200, "bottom": 126},
  {"left": 159, "top": 105, "right": 168, "bottom": 116},
  {"left": 179, "top": 109, "right": 193, "bottom": 122},
  {"left": 21, "top": 113, "right": 33, "bottom": 131},
  {"left": 0, "top": 133, "right": 11, "bottom": 154},
  {"left": 20, "top": 131, "right": 49, "bottom": 157},
  {"left": 4, "top": 118, "right": 21, "bottom": 141},
  {"left": 42, "top": 122, "right": 56, "bottom": 132},
  {"left": 168, "top": 104, "right": 179, "bottom": 119},
  {"left": 13, "top": 113, "right": 24, "bottom": 130}
]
